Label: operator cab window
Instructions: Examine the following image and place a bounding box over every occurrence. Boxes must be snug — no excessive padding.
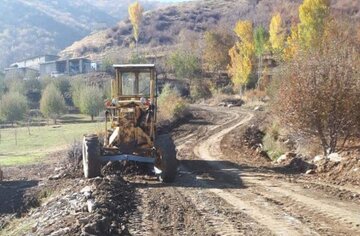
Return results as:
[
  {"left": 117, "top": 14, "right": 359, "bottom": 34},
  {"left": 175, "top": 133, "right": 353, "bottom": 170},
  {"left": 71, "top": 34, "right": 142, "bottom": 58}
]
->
[
  {"left": 139, "top": 72, "right": 150, "bottom": 97},
  {"left": 122, "top": 72, "right": 135, "bottom": 96},
  {"left": 121, "top": 72, "right": 151, "bottom": 97}
]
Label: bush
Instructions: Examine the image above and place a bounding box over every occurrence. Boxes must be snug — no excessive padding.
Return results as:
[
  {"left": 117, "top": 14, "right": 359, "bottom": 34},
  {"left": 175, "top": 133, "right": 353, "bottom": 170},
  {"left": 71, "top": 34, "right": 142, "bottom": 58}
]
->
[
  {"left": 190, "top": 81, "right": 212, "bottom": 100},
  {"left": 263, "top": 123, "right": 287, "bottom": 160},
  {"left": 40, "top": 84, "right": 67, "bottom": 124},
  {"left": 158, "top": 84, "right": 188, "bottom": 121},
  {"left": 0, "top": 92, "right": 28, "bottom": 125},
  {"left": 66, "top": 141, "right": 83, "bottom": 173}
]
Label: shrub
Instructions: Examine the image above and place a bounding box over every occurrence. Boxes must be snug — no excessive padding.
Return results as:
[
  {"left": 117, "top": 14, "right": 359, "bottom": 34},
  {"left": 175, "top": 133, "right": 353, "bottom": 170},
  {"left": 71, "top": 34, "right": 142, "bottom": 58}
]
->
[
  {"left": 190, "top": 81, "right": 212, "bottom": 100},
  {"left": 40, "top": 84, "right": 67, "bottom": 124},
  {"left": 158, "top": 84, "right": 188, "bottom": 121},
  {"left": 263, "top": 123, "right": 287, "bottom": 160},
  {"left": 0, "top": 92, "right": 28, "bottom": 125}
]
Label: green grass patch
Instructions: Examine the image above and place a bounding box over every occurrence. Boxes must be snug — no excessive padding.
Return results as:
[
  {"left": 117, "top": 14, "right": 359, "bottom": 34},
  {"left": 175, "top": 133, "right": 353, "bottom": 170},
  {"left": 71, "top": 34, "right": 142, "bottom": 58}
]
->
[
  {"left": 0, "top": 218, "right": 35, "bottom": 236},
  {"left": 263, "top": 123, "right": 287, "bottom": 160},
  {"left": 0, "top": 121, "right": 104, "bottom": 166}
]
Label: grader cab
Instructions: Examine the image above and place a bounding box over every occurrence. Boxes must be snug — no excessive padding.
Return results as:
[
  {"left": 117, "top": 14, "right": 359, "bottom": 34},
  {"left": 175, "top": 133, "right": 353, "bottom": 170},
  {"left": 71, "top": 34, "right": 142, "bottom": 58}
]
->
[{"left": 82, "top": 64, "right": 177, "bottom": 182}]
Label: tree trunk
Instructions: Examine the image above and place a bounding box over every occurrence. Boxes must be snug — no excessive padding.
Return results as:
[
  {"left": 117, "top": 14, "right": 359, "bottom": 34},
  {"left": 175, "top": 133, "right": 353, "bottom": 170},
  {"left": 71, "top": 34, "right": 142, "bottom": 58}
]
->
[{"left": 91, "top": 115, "right": 94, "bottom": 121}]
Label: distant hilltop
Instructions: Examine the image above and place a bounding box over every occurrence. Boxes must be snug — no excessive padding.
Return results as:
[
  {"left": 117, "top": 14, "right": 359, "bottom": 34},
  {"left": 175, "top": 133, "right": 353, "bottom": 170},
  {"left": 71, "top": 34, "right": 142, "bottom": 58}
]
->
[
  {"left": 0, "top": 0, "right": 173, "bottom": 69},
  {"left": 60, "top": 0, "right": 359, "bottom": 62}
]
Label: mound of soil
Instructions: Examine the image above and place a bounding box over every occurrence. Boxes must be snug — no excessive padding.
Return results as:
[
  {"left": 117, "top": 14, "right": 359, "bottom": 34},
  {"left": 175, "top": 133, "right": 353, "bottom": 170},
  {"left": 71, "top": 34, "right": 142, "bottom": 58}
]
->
[
  {"left": 316, "top": 155, "right": 360, "bottom": 186},
  {"left": 27, "top": 175, "right": 135, "bottom": 236},
  {"left": 102, "top": 160, "right": 154, "bottom": 177}
]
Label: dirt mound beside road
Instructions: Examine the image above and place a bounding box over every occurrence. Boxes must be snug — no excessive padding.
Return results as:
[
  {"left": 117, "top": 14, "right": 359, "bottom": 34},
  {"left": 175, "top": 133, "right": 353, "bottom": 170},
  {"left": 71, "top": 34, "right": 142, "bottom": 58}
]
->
[
  {"left": 2, "top": 175, "right": 135, "bottom": 236},
  {"left": 316, "top": 155, "right": 360, "bottom": 186}
]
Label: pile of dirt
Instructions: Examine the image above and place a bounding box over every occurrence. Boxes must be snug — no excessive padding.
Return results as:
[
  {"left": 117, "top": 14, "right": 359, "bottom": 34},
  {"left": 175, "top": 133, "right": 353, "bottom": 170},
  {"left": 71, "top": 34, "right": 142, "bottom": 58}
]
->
[
  {"left": 102, "top": 160, "right": 153, "bottom": 177},
  {"left": 243, "top": 125, "right": 265, "bottom": 150},
  {"left": 221, "top": 122, "right": 271, "bottom": 166},
  {"left": 316, "top": 155, "right": 360, "bottom": 186},
  {"left": 24, "top": 175, "right": 135, "bottom": 236}
]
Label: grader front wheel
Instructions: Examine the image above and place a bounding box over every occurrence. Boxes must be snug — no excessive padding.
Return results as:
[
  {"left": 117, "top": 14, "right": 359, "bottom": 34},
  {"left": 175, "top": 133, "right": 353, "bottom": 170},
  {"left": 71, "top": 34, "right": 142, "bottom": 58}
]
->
[
  {"left": 82, "top": 134, "right": 101, "bottom": 178},
  {"left": 155, "top": 134, "right": 178, "bottom": 183}
]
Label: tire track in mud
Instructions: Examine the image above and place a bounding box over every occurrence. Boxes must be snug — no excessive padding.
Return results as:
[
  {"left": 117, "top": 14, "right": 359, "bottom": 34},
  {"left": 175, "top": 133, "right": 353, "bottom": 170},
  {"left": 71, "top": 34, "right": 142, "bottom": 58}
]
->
[
  {"left": 190, "top": 106, "right": 360, "bottom": 235},
  {"left": 128, "top": 106, "right": 360, "bottom": 235}
]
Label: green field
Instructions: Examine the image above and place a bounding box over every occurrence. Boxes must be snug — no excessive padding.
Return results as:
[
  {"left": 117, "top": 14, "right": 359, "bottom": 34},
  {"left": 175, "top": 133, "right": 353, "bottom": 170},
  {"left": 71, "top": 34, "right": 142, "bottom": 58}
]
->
[{"left": 0, "top": 116, "right": 104, "bottom": 166}]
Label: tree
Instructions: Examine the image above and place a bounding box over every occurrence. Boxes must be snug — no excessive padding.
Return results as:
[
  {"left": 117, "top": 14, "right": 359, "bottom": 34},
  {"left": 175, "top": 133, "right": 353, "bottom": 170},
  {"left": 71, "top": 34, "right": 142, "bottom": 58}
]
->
[
  {"left": 40, "top": 84, "right": 67, "bottom": 124},
  {"left": 228, "top": 20, "right": 255, "bottom": 90},
  {"left": 79, "top": 86, "right": 104, "bottom": 121},
  {"left": 254, "top": 26, "right": 269, "bottom": 58},
  {"left": 273, "top": 20, "right": 360, "bottom": 155},
  {"left": 298, "top": 0, "right": 330, "bottom": 48},
  {"left": 269, "top": 13, "right": 285, "bottom": 54},
  {"left": 53, "top": 77, "right": 71, "bottom": 105},
  {"left": 284, "top": 23, "right": 300, "bottom": 60},
  {"left": 254, "top": 26, "right": 269, "bottom": 86},
  {"left": 128, "top": 1, "right": 144, "bottom": 50},
  {"left": 24, "top": 78, "right": 42, "bottom": 109},
  {"left": 203, "top": 30, "right": 234, "bottom": 72},
  {"left": 0, "top": 92, "right": 27, "bottom": 125}
]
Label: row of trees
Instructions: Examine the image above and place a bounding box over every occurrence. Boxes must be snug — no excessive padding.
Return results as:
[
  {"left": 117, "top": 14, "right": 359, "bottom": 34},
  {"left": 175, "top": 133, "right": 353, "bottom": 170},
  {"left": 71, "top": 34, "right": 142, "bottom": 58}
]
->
[{"left": 0, "top": 76, "right": 106, "bottom": 125}]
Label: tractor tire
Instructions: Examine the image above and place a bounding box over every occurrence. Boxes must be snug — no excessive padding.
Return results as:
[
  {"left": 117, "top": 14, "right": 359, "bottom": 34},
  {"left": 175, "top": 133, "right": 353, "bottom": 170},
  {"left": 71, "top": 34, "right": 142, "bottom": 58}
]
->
[
  {"left": 82, "top": 134, "right": 101, "bottom": 178},
  {"left": 155, "top": 134, "right": 178, "bottom": 183}
]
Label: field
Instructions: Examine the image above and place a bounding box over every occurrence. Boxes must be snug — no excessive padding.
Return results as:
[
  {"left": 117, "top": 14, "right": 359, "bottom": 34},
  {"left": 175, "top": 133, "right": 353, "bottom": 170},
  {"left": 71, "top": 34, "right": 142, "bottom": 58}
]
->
[{"left": 0, "top": 115, "right": 104, "bottom": 166}]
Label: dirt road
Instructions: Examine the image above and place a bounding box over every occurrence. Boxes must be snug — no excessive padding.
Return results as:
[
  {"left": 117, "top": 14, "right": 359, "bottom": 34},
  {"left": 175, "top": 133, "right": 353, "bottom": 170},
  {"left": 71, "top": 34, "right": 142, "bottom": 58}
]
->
[{"left": 127, "top": 105, "right": 360, "bottom": 236}]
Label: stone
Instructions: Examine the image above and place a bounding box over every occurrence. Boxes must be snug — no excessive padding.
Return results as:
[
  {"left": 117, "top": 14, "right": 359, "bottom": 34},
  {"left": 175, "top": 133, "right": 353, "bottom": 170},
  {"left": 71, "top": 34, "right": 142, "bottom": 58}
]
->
[
  {"left": 276, "top": 152, "right": 296, "bottom": 164},
  {"left": 49, "top": 174, "right": 62, "bottom": 180},
  {"left": 314, "top": 155, "right": 325, "bottom": 162},
  {"left": 87, "top": 199, "right": 96, "bottom": 213},
  {"left": 81, "top": 186, "right": 93, "bottom": 193},
  {"left": 227, "top": 103, "right": 235, "bottom": 108},
  {"left": 327, "top": 153, "right": 342, "bottom": 163},
  {"left": 49, "top": 227, "right": 70, "bottom": 236},
  {"left": 305, "top": 169, "right": 315, "bottom": 175}
]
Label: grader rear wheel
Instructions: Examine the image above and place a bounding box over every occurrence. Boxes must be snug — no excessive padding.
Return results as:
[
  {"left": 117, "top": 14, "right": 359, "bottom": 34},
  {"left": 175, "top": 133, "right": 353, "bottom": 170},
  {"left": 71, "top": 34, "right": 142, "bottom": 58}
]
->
[
  {"left": 155, "top": 134, "right": 178, "bottom": 183},
  {"left": 82, "top": 134, "right": 101, "bottom": 178}
]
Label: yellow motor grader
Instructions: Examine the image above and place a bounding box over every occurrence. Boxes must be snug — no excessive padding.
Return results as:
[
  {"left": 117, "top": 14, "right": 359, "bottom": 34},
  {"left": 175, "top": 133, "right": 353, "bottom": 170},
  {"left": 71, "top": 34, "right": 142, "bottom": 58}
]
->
[{"left": 82, "top": 64, "right": 177, "bottom": 182}]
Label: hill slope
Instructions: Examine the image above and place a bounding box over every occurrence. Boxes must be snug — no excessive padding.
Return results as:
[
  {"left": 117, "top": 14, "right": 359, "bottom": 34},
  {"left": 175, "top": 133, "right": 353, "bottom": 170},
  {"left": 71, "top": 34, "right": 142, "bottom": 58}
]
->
[
  {"left": 0, "top": 0, "right": 173, "bottom": 69},
  {"left": 61, "top": 0, "right": 360, "bottom": 62}
]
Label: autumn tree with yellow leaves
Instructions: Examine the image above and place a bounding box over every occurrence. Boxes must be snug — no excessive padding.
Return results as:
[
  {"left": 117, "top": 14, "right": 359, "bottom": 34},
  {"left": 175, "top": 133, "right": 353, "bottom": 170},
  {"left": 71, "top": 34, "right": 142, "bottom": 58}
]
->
[
  {"left": 228, "top": 20, "right": 255, "bottom": 91},
  {"left": 128, "top": 1, "right": 144, "bottom": 50},
  {"left": 298, "top": 0, "right": 330, "bottom": 48},
  {"left": 284, "top": 23, "right": 300, "bottom": 60},
  {"left": 269, "top": 13, "right": 285, "bottom": 55}
]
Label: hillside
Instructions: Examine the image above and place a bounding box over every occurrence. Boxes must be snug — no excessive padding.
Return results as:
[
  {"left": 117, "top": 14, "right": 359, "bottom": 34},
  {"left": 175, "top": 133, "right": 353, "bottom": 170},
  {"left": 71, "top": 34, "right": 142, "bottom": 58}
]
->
[
  {"left": 0, "top": 0, "right": 173, "bottom": 69},
  {"left": 61, "top": 0, "right": 360, "bottom": 62},
  {"left": 84, "top": 0, "right": 172, "bottom": 18}
]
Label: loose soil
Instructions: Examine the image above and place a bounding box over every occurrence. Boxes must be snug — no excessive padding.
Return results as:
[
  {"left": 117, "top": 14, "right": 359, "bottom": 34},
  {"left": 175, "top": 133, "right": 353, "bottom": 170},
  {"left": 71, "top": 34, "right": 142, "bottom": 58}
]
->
[{"left": 1, "top": 104, "right": 360, "bottom": 235}]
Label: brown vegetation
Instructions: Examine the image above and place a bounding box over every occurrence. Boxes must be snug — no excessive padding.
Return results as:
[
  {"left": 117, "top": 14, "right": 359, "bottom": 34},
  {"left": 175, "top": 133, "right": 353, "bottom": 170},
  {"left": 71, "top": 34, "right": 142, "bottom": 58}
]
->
[{"left": 273, "top": 19, "right": 360, "bottom": 155}]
